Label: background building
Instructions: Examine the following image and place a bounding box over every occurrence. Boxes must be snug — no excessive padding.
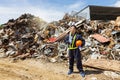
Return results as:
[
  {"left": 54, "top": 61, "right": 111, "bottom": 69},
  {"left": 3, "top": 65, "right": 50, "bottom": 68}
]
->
[{"left": 75, "top": 5, "right": 120, "bottom": 20}]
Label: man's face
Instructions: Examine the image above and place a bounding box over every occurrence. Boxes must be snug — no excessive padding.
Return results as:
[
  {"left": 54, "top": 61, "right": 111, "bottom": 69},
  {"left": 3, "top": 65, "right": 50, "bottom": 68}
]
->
[{"left": 70, "top": 26, "right": 76, "bottom": 35}]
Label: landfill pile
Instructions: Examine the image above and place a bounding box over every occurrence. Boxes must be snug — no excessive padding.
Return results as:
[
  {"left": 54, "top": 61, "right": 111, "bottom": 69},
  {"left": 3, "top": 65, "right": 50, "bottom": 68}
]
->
[
  {"left": 0, "top": 13, "right": 120, "bottom": 62},
  {"left": 0, "top": 14, "right": 47, "bottom": 59},
  {"left": 41, "top": 13, "right": 120, "bottom": 62}
]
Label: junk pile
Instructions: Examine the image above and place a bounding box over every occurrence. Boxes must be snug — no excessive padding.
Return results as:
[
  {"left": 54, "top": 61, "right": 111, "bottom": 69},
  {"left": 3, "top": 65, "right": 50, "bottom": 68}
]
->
[
  {"left": 0, "top": 13, "right": 120, "bottom": 62},
  {"left": 41, "top": 13, "right": 120, "bottom": 62},
  {"left": 0, "top": 14, "right": 47, "bottom": 59}
]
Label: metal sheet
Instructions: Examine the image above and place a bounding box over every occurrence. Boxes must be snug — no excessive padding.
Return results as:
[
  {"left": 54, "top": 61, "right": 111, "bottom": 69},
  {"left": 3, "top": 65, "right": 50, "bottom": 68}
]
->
[{"left": 91, "top": 34, "right": 110, "bottom": 43}]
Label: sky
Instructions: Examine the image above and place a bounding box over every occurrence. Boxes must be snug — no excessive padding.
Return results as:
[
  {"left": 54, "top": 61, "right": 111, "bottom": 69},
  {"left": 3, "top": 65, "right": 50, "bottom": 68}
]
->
[{"left": 0, "top": 0, "right": 120, "bottom": 24}]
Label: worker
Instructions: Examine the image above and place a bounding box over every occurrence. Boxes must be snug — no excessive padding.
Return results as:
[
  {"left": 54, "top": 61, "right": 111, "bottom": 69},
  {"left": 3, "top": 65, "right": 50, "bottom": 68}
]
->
[{"left": 64, "top": 25, "right": 85, "bottom": 77}]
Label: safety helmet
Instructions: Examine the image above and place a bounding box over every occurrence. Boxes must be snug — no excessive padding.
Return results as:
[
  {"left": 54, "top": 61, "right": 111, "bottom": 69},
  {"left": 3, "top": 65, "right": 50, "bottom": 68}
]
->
[{"left": 76, "top": 40, "right": 82, "bottom": 47}]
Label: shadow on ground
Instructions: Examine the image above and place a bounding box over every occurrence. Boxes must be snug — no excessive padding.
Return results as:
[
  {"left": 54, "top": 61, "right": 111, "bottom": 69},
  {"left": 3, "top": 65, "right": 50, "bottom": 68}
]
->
[
  {"left": 85, "top": 70, "right": 103, "bottom": 75},
  {"left": 73, "top": 69, "right": 103, "bottom": 75}
]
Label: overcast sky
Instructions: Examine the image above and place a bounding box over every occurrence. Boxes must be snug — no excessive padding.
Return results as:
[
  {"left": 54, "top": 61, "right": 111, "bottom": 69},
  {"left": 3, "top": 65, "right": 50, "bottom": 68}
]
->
[{"left": 0, "top": 0, "right": 120, "bottom": 24}]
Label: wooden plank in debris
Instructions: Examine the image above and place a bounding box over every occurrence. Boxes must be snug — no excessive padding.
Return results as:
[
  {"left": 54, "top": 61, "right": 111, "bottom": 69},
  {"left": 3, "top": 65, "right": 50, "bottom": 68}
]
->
[
  {"left": 83, "top": 59, "right": 120, "bottom": 72},
  {"left": 47, "top": 28, "right": 71, "bottom": 43},
  {"left": 91, "top": 34, "right": 110, "bottom": 43},
  {"left": 55, "top": 27, "right": 71, "bottom": 41}
]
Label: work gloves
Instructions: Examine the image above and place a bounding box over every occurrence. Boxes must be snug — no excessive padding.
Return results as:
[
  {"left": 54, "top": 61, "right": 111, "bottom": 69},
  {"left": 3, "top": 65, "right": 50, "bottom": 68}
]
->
[{"left": 78, "top": 46, "right": 82, "bottom": 50}]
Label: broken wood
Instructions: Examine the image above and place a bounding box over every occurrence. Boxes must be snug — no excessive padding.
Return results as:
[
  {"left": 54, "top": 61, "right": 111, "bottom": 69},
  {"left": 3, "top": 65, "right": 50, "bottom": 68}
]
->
[
  {"left": 83, "top": 59, "right": 120, "bottom": 72},
  {"left": 55, "top": 27, "right": 71, "bottom": 42}
]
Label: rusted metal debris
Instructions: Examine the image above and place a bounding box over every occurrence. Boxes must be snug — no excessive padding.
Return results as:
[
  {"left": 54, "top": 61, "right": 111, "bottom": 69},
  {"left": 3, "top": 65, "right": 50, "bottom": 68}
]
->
[
  {"left": 0, "top": 14, "right": 47, "bottom": 59},
  {"left": 0, "top": 13, "right": 120, "bottom": 62},
  {"left": 90, "top": 34, "right": 110, "bottom": 43}
]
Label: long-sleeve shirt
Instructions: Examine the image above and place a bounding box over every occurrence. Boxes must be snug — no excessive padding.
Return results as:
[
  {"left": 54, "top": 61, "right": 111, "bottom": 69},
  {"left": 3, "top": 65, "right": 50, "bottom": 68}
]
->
[{"left": 64, "top": 33, "right": 85, "bottom": 48}]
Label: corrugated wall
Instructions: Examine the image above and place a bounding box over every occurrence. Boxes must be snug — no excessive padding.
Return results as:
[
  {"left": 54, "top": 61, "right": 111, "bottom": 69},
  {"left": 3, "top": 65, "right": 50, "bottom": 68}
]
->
[
  {"left": 77, "top": 5, "right": 120, "bottom": 20},
  {"left": 90, "top": 5, "right": 120, "bottom": 20}
]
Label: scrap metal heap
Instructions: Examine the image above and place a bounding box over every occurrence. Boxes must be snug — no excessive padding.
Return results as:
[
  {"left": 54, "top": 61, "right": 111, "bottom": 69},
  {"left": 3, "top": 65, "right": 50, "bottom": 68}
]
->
[
  {"left": 0, "top": 14, "right": 47, "bottom": 59},
  {"left": 0, "top": 13, "right": 120, "bottom": 62}
]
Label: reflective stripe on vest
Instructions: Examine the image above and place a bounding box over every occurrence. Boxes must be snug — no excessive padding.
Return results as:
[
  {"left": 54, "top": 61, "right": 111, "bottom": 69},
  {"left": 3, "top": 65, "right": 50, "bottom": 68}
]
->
[{"left": 68, "top": 34, "right": 77, "bottom": 49}]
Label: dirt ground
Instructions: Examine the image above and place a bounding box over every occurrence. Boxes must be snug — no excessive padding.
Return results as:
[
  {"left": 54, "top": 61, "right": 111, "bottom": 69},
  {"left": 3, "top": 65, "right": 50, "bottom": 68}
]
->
[{"left": 0, "top": 58, "right": 119, "bottom": 80}]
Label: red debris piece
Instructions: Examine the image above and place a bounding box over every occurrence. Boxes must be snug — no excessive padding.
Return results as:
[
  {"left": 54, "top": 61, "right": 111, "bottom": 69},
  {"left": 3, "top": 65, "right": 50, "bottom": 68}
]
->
[
  {"left": 48, "top": 37, "right": 57, "bottom": 42},
  {"left": 91, "top": 34, "right": 110, "bottom": 43}
]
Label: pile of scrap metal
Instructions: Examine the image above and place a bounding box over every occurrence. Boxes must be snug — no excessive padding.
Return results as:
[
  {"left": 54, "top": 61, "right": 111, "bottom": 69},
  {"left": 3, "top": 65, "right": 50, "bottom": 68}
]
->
[
  {"left": 0, "top": 14, "right": 47, "bottom": 59},
  {"left": 41, "top": 13, "right": 120, "bottom": 62},
  {"left": 0, "top": 13, "right": 120, "bottom": 62}
]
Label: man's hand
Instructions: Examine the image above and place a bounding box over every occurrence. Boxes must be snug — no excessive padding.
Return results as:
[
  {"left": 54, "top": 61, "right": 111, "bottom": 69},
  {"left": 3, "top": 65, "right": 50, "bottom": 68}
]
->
[{"left": 78, "top": 46, "right": 81, "bottom": 50}]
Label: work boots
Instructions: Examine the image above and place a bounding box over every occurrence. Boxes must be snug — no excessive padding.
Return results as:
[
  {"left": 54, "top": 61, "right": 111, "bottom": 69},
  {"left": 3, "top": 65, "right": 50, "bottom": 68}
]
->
[
  {"left": 68, "top": 69, "right": 85, "bottom": 77},
  {"left": 80, "top": 71, "right": 85, "bottom": 77},
  {"left": 67, "top": 69, "right": 73, "bottom": 75}
]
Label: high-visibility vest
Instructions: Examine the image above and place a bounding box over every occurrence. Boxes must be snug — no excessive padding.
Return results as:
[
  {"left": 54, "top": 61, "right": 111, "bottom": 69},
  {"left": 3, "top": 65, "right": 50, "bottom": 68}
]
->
[{"left": 68, "top": 34, "right": 77, "bottom": 49}]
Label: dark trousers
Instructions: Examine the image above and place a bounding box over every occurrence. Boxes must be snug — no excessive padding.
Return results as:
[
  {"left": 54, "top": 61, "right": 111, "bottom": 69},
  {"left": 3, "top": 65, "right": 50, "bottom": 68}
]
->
[{"left": 69, "top": 48, "right": 83, "bottom": 72}]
